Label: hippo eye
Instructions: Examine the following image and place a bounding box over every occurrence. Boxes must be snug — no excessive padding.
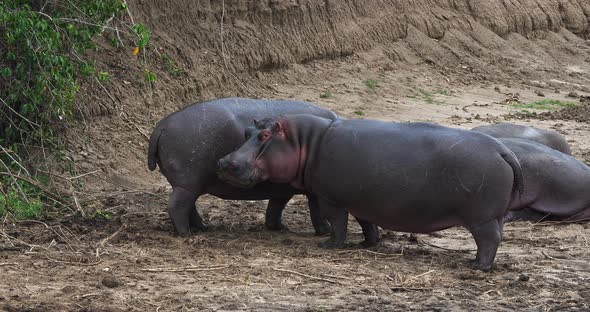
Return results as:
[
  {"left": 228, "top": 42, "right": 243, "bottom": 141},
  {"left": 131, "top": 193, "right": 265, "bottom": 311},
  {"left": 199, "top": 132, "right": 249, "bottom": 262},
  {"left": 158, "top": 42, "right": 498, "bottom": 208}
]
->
[
  {"left": 258, "top": 130, "right": 271, "bottom": 142},
  {"left": 244, "top": 127, "right": 256, "bottom": 140}
]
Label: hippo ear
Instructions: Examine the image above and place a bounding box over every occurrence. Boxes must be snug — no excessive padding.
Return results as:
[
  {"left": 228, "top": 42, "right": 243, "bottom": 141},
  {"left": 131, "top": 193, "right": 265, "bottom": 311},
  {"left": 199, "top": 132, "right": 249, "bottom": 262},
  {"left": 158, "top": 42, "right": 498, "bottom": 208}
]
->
[{"left": 272, "top": 121, "right": 284, "bottom": 134}]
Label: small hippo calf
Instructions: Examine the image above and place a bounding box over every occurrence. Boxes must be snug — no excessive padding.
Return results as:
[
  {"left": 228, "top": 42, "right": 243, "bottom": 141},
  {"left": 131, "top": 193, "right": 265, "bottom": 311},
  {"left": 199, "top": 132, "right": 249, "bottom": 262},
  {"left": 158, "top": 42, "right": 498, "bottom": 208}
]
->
[
  {"left": 218, "top": 115, "right": 524, "bottom": 271},
  {"left": 472, "top": 123, "right": 571, "bottom": 155},
  {"left": 148, "top": 98, "right": 337, "bottom": 236},
  {"left": 500, "top": 138, "right": 590, "bottom": 222}
]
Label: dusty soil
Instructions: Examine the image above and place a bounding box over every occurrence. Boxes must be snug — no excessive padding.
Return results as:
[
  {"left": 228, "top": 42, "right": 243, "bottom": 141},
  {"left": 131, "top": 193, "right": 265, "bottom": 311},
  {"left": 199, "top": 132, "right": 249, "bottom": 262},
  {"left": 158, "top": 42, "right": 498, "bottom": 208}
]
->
[{"left": 3, "top": 0, "right": 590, "bottom": 311}]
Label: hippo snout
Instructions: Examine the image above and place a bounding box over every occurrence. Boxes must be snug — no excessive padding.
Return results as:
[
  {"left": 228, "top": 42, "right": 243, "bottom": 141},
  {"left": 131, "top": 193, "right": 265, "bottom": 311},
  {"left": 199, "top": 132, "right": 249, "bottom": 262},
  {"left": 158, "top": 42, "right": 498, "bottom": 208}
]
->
[
  {"left": 217, "top": 158, "right": 239, "bottom": 172},
  {"left": 217, "top": 157, "right": 258, "bottom": 188}
]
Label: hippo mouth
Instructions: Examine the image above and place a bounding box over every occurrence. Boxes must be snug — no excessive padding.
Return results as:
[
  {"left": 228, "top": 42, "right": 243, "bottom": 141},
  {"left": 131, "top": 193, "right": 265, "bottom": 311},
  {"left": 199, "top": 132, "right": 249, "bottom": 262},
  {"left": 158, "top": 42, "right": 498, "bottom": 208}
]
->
[{"left": 216, "top": 170, "right": 258, "bottom": 189}]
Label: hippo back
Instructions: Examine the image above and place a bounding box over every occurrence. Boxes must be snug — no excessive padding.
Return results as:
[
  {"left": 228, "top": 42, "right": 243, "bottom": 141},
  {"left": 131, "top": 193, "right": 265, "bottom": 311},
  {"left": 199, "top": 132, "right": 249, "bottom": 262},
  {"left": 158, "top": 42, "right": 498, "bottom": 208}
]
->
[{"left": 472, "top": 123, "right": 571, "bottom": 155}]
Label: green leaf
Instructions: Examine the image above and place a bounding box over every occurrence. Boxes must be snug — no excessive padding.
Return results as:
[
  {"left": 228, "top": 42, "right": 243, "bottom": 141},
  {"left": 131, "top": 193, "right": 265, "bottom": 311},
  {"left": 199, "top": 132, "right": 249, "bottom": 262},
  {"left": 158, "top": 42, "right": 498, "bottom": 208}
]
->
[{"left": 0, "top": 67, "right": 12, "bottom": 77}]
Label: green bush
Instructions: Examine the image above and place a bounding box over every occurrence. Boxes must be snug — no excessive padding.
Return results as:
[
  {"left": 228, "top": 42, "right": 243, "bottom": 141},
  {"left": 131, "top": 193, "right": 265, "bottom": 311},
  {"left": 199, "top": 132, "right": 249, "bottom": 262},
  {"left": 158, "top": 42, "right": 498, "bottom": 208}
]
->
[
  {"left": 0, "top": 190, "right": 44, "bottom": 220},
  {"left": 0, "top": 0, "right": 126, "bottom": 220},
  {"left": 0, "top": 0, "right": 124, "bottom": 147},
  {"left": 0, "top": 174, "right": 45, "bottom": 220}
]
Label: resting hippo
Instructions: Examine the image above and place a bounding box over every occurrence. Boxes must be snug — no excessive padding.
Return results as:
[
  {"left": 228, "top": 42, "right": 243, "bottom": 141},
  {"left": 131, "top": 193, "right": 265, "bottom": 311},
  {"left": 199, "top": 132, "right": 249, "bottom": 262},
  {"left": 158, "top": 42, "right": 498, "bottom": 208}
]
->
[
  {"left": 218, "top": 115, "right": 524, "bottom": 271},
  {"left": 499, "top": 138, "right": 590, "bottom": 223},
  {"left": 148, "top": 98, "right": 337, "bottom": 236},
  {"left": 472, "top": 123, "right": 571, "bottom": 155}
]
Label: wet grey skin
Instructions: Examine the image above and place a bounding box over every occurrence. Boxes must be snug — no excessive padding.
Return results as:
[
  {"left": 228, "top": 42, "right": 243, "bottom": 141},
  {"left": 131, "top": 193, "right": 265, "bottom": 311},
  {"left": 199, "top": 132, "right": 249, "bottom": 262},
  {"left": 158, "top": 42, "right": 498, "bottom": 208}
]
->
[
  {"left": 148, "top": 98, "right": 337, "bottom": 236},
  {"left": 472, "top": 123, "right": 571, "bottom": 155},
  {"left": 499, "top": 138, "right": 590, "bottom": 223},
  {"left": 219, "top": 114, "right": 525, "bottom": 271}
]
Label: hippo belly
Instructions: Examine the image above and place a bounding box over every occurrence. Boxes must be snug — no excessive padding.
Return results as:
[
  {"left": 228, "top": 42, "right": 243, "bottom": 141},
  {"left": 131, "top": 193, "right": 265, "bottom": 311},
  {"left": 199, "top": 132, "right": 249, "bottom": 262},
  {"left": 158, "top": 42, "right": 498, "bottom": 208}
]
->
[{"left": 205, "top": 180, "right": 301, "bottom": 200}]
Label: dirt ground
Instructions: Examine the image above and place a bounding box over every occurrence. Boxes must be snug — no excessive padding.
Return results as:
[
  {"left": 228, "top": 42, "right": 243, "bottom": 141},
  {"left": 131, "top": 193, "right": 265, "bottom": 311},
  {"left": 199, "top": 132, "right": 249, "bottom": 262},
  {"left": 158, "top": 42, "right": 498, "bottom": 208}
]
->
[
  {"left": 3, "top": 54, "right": 590, "bottom": 310},
  {"left": 3, "top": 0, "right": 590, "bottom": 310}
]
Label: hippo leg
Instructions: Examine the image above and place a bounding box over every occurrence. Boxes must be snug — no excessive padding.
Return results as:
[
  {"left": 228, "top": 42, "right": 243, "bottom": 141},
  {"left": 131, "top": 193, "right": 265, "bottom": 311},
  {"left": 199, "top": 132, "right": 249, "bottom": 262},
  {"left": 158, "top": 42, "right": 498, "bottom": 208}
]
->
[
  {"left": 467, "top": 217, "right": 503, "bottom": 272},
  {"left": 318, "top": 199, "right": 348, "bottom": 249},
  {"left": 355, "top": 217, "right": 381, "bottom": 248},
  {"left": 167, "top": 186, "right": 199, "bottom": 237},
  {"left": 265, "top": 197, "right": 292, "bottom": 231},
  {"left": 307, "top": 194, "right": 332, "bottom": 236}
]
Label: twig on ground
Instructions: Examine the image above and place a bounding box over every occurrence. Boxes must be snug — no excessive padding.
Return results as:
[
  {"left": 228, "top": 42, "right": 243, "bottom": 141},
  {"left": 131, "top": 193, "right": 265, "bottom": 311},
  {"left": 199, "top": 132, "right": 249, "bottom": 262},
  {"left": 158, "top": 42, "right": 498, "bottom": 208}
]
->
[
  {"left": 272, "top": 267, "right": 343, "bottom": 284},
  {"left": 390, "top": 286, "right": 433, "bottom": 291},
  {"left": 405, "top": 270, "right": 435, "bottom": 283},
  {"left": 99, "top": 223, "right": 128, "bottom": 247},
  {"left": 541, "top": 251, "right": 558, "bottom": 260},
  {"left": 1, "top": 230, "right": 44, "bottom": 251},
  {"left": 95, "top": 77, "right": 116, "bottom": 103},
  {"left": 135, "top": 125, "right": 149, "bottom": 140},
  {"left": 72, "top": 192, "right": 85, "bottom": 217},
  {"left": 0, "top": 263, "right": 18, "bottom": 266},
  {"left": 115, "top": 26, "right": 124, "bottom": 47},
  {"left": 68, "top": 170, "right": 101, "bottom": 181},
  {"left": 532, "top": 218, "right": 590, "bottom": 226},
  {"left": 45, "top": 255, "right": 103, "bottom": 266},
  {"left": 123, "top": 0, "right": 135, "bottom": 24},
  {"left": 418, "top": 238, "right": 475, "bottom": 252},
  {"left": 140, "top": 265, "right": 230, "bottom": 273},
  {"left": 359, "top": 249, "right": 403, "bottom": 257},
  {"left": 18, "top": 220, "right": 76, "bottom": 253},
  {"left": 319, "top": 273, "right": 351, "bottom": 280},
  {"left": 78, "top": 189, "right": 166, "bottom": 203},
  {"left": 384, "top": 271, "right": 433, "bottom": 291}
]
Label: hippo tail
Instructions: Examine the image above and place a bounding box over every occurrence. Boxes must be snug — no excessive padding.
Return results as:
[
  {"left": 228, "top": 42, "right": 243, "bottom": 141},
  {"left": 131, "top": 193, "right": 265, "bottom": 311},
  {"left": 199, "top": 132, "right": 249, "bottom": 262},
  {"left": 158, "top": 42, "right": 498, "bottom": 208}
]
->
[
  {"left": 499, "top": 147, "right": 524, "bottom": 195},
  {"left": 147, "top": 124, "right": 162, "bottom": 171}
]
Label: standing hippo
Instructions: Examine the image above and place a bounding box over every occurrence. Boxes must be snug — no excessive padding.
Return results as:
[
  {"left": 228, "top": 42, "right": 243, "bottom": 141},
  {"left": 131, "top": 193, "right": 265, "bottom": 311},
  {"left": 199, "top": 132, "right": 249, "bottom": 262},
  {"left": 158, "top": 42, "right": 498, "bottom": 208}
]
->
[
  {"left": 218, "top": 115, "right": 524, "bottom": 271},
  {"left": 499, "top": 138, "right": 590, "bottom": 223},
  {"left": 148, "top": 98, "right": 337, "bottom": 236},
  {"left": 472, "top": 123, "right": 571, "bottom": 155}
]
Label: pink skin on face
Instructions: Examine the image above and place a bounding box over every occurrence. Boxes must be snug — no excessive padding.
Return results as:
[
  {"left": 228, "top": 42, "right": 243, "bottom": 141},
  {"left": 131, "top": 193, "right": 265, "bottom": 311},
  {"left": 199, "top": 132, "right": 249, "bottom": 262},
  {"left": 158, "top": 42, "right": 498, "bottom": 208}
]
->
[{"left": 254, "top": 121, "right": 306, "bottom": 189}]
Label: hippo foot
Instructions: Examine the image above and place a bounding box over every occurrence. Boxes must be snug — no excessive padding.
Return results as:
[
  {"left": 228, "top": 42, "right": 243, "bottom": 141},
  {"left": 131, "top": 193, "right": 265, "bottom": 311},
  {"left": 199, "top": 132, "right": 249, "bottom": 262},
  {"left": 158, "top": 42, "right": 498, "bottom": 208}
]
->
[
  {"left": 313, "top": 223, "right": 332, "bottom": 236},
  {"left": 359, "top": 239, "right": 381, "bottom": 248},
  {"left": 175, "top": 229, "right": 192, "bottom": 237},
  {"left": 190, "top": 223, "right": 209, "bottom": 232},
  {"left": 265, "top": 222, "right": 289, "bottom": 232},
  {"left": 319, "top": 238, "right": 345, "bottom": 249},
  {"left": 469, "top": 259, "right": 493, "bottom": 272}
]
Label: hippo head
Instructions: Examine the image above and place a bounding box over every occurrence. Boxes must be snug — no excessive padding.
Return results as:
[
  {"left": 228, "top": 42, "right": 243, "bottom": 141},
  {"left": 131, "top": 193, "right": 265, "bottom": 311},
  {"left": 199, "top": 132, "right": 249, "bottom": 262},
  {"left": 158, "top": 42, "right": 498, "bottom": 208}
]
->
[{"left": 218, "top": 118, "right": 302, "bottom": 188}]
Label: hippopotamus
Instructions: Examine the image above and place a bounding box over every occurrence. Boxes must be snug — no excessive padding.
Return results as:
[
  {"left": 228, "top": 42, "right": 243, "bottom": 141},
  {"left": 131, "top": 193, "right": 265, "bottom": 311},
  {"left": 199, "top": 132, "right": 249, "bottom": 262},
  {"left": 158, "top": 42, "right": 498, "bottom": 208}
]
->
[
  {"left": 472, "top": 123, "right": 571, "bottom": 155},
  {"left": 218, "top": 114, "right": 524, "bottom": 271},
  {"left": 148, "top": 98, "right": 338, "bottom": 236},
  {"left": 497, "top": 138, "right": 590, "bottom": 223}
]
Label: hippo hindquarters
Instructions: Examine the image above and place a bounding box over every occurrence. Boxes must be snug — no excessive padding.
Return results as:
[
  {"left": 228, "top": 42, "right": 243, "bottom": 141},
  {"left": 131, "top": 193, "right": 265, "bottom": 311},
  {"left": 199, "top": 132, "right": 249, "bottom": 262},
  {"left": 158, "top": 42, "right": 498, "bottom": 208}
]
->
[{"left": 147, "top": 124, "right": 163, "bottom": 171}]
